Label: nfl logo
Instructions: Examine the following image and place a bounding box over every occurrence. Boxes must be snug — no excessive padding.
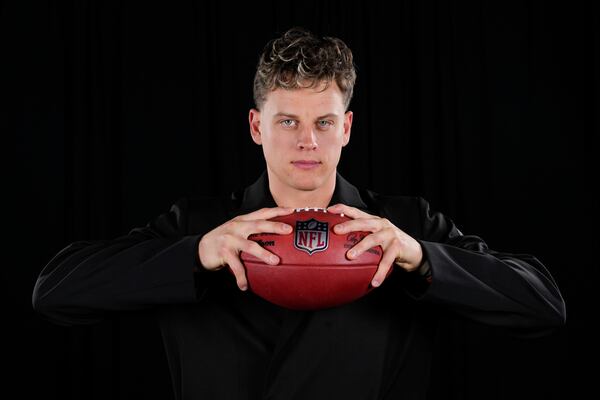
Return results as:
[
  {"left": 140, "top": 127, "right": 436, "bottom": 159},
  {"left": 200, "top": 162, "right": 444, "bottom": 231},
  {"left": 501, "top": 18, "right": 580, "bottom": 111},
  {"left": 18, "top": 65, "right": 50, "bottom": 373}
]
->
[{"left": 295, "top": 218, "right": 329, "bottom": 255}]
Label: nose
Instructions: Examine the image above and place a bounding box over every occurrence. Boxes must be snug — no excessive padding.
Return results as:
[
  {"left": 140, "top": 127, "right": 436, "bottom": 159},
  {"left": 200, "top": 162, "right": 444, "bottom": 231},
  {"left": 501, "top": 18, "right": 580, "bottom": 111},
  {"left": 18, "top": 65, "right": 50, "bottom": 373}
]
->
[{"left": 296, "top": 127, "right": 318, "bottom": 150}]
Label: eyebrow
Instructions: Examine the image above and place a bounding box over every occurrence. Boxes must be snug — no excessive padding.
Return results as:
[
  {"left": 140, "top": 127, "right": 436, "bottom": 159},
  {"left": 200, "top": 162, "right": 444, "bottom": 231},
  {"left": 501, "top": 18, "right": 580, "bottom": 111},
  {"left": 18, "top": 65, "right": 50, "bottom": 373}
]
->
[{"left": 273, "top": 112, "right": 339, "bottom": 120}]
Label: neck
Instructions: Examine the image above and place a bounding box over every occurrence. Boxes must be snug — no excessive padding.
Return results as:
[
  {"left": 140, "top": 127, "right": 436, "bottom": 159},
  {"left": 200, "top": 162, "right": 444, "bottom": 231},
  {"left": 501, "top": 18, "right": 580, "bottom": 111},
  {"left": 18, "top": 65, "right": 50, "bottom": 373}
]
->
[{"left": 267, "top": 169, "right": 336, "bottom": 209}]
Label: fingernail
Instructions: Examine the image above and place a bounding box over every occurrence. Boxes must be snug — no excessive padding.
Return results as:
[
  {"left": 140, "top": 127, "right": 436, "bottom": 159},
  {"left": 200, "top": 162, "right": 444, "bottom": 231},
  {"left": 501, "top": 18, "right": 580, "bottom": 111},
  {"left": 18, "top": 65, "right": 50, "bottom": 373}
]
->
[
  {"left": 372, "top": 280, "right": 380, "bottom": 287},
  {"left": 282, "top": 224, "right": 292, "bottom": 233},
  {"left": 335, "top": 225, "right": 344, "bottom": 233},
  {"left": 269, "top": 255, "right": 279, "bottom": 264},
  {"left": 348, "top": 250, "right": 356, "bottom": 258},
  {"left": 240, "top": 284, "right": 247, "bottom": 291}
]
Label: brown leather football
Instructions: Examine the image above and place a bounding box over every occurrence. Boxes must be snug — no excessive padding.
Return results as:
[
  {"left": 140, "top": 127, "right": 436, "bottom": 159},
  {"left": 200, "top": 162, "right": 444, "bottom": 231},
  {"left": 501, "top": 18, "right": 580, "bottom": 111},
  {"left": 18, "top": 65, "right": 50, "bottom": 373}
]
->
[{"left": 240, "top": 208, "right": 384, "bottom": 310}]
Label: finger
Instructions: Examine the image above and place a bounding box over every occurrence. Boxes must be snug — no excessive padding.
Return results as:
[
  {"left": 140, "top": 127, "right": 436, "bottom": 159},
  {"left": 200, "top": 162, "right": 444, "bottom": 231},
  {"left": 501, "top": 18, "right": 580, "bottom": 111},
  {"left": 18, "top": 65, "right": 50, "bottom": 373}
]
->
[
  {"left": 334, "top": 217, "right": 385, "bottom": 235},
  {"left": 240, "top": 238, "right": 281, "bottom": 266},
  {"left": 242, "top": 220, "right": 293, "bottom": 238},
  {"left": 326, "top": 203, "right": 372, "bottom": 219},
  {"left": 223, "top": 251, "right": 249, "bottom": 291},
  {"left": 371, "top": 239, "right": 401, "bottom": 287},
  {"left": 237, "top": 206, "right": 295, "bottom": 222},
  {"left": 371, "top": 251, "right": 396, "bottom": 287},
  {"left": 346, "top": 230, "right": 388, "bottom": 260}
]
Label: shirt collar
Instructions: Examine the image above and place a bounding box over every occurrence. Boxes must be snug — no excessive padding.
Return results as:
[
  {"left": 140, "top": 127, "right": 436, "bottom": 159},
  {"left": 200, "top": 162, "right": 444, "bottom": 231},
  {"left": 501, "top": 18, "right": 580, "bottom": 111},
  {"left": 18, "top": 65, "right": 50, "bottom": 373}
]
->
[{"left": 237, "top": 170, "right": 368, "bottom": 213}]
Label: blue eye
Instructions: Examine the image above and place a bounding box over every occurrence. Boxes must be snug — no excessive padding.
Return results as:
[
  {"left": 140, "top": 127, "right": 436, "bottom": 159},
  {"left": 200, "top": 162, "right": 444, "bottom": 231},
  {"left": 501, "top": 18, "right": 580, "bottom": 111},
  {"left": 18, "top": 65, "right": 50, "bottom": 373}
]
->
[
  {"left": 281, "top": 119, "right": 296, "bottom": 127},
  {"left": 317, "top": 120, "right": 333, "bottom": 128}
]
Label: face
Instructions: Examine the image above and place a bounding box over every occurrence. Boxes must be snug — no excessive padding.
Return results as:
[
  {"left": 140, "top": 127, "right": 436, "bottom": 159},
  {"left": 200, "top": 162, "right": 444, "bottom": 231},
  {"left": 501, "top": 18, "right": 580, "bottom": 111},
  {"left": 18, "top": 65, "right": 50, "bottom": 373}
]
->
[{"left": 249, "top": 81, "right": 353, "bottom": 193}]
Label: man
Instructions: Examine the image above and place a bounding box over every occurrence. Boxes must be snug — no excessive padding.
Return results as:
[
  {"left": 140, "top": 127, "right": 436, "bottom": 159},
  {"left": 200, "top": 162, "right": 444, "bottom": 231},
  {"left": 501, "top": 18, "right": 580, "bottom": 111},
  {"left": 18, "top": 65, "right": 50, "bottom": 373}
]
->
[{"left": 33, "top": 27, "right": 565, "bottom": 399}]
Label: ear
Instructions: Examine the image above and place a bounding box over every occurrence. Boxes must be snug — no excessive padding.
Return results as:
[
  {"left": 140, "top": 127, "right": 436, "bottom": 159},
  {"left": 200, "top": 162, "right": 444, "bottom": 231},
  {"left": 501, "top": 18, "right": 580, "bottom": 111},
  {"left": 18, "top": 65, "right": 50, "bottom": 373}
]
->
[
  {"left": 249, "top": 109, "right": 262, "bottom": 145},
  {"left": 342, "top": 111, "right": 353, "bottom": 147}
]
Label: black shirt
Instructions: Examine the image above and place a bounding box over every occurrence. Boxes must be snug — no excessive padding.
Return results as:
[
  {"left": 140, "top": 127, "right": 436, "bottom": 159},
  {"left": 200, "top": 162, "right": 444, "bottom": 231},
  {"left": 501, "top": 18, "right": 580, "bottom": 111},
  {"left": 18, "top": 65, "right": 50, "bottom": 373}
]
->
[{"left": 32, "top": 171, "right": 566, "bottom": 400}]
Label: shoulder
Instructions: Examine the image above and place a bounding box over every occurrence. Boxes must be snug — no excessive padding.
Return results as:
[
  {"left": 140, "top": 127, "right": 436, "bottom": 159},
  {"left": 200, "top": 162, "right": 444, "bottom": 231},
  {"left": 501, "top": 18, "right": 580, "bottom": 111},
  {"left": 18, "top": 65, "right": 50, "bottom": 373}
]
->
[
  {"left": 167, "top": 191, "right": 241, "bottom": 234},
  {"left": 362, "top": 188, "right": 461, "bottom": 242},
  {"left": 361, "top": 188, "right": 425, "bottom": 211},
  {"left": 359, "top": 187, "right": 430, "bottom": 216},
  {"left": 359, "top": 188, "right": 429, "bottom": 236}
]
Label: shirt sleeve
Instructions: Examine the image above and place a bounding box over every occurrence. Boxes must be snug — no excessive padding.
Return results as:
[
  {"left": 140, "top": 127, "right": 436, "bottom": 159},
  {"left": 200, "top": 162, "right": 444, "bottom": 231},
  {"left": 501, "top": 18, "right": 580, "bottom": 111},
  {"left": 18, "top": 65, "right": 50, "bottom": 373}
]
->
[
  {"left": 32, "top": 197, "right": 207, "bottom": 326},
  {"left": 411, "top": 197, "right": 566, "bottom": 335}
]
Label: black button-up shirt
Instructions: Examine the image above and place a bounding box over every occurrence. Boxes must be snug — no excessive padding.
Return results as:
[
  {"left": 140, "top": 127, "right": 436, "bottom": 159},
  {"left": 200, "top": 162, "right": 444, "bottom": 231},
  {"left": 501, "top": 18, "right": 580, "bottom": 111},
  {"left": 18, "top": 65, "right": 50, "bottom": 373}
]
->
[{"left": 33, "top": 171, "right": 565, "bottom": 399}]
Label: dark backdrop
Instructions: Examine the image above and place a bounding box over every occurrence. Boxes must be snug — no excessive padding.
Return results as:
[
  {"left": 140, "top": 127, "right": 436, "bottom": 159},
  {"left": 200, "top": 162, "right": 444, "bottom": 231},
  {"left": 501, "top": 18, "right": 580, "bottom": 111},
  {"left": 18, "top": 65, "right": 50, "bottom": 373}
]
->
[{"left": 4, "top": 1, "right": 597, "bottom": 399}]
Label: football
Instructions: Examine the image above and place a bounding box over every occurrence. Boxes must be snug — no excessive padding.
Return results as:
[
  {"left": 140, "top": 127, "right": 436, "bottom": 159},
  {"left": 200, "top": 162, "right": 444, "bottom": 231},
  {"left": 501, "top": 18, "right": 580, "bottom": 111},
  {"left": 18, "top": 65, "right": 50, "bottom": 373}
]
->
[{"left": 240, "top": 207, "right": 385, "bottom": 310}]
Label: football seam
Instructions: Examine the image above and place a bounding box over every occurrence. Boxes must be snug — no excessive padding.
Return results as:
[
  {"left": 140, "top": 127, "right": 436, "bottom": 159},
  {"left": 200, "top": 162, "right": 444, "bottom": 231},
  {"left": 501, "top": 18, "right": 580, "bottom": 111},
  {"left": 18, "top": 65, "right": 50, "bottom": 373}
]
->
[{"left": 243, "top": 264, "right": 377, "bottom": 268}]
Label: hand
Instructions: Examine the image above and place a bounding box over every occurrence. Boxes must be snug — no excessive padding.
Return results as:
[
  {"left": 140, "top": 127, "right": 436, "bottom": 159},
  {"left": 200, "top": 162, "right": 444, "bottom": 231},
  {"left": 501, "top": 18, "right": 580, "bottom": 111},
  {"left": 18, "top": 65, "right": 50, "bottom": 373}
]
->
[
  {"left": 326, "top": 203, "right": 423, "bottom": 287},
  {"left": 198, "top": 207, "right": 295, "bottom": 291}
]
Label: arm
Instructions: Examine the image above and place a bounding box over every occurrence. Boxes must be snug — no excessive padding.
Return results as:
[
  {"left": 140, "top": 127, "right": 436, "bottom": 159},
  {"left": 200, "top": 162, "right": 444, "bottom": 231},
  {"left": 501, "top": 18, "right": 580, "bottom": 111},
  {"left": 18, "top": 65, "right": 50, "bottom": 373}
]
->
[
  {"left": 32, "top": 199, "right": 296, "bottom": 326},
  {"left": 415, "top": 197, "right": 566, "bottom": 334},
  {"left": 32, "top": 198, "right": 203, "bottom": 326}
]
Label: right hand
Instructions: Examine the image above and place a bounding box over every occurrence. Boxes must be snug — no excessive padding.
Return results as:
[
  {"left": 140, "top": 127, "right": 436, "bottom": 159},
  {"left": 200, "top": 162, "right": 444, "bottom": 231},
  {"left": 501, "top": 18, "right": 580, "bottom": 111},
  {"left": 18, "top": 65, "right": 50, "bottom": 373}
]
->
[{"left": 198, "top": 207, "right": 295, "bottom": 291}]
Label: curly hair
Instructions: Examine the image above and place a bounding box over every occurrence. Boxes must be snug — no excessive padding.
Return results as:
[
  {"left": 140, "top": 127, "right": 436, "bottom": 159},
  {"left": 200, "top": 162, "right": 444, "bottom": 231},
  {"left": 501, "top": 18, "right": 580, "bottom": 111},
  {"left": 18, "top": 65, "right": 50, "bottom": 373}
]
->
[{"left": 253, "top": 27, "right": 357, "bottom": 111}]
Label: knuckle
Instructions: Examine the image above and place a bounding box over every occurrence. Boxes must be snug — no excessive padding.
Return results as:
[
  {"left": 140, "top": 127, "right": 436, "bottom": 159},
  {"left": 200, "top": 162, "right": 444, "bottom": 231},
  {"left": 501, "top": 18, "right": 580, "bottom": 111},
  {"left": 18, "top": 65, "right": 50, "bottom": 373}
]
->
[
  {"left": 391, "top": 237, "right": 403, "bottom": 248},
  {"left": 249, "top": 241, "right": 264, "bottom": 254},
  {"left": 378, "top": 261, "right": 391, "bottom": 272},
  {"left": 217, "top": 243, "right": 232, "bottom": 257},
  {"left": 239, "top": 240, "right": 252, "bottom": 253},
  {"left": 334, "top": 222, "right": 345, "bottom": 231},
  {"left": 381, "top": 225, "right": 393, "bottom": 235},
  {"left": 263, "top": 221, "right": 278, "bottom": 232},
  {"left": 250, "top": 242, "right": 274, "bottom": 262},
  {"left": 221, "top": 233, "right": 236, "bottom": 244},
  {"left": 226, "top": 260, "right": 239, "bottom": 272},
  {"left": 231, "top": 259, "right": 245, "bottom": 273},
  {"left": 379, "top": 251, "right": 393, "bottom": 263},
  {"left": 232, "top": 264, "right": 244, "bottom": 275},
  {"left": 264, "top": 253, "right": 277, "bottom": 264},
  {"left": 227, "top": 220, "right": 240, "bottom": 231},
  {"left": 385, "top": 252, "right": 397, "bottom": 264},
  {"left": 251, "top": 220, "right": 264, "bottom": 231}
]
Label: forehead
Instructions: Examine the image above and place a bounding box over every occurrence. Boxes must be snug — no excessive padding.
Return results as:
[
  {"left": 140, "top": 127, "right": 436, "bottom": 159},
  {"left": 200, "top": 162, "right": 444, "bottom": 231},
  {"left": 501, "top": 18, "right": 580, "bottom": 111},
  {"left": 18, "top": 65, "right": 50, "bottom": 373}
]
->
[{"left": 263, "top": 82, "right": 345, "bottom": 116}]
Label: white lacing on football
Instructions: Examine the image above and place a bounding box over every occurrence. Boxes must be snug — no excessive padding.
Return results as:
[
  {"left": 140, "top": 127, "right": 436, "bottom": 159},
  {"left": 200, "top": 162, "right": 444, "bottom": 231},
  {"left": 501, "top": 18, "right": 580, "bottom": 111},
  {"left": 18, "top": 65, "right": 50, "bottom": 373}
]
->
[{"left": 294, "top": 207, "right": 328, "bottom": 213}]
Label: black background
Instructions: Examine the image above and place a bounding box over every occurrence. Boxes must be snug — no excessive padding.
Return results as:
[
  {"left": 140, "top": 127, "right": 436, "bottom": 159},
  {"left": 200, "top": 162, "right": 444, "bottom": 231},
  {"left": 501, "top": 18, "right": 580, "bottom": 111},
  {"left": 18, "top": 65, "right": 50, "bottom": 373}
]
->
[{"left": 3, "top": 1, "right": 597, "bottom": 399}]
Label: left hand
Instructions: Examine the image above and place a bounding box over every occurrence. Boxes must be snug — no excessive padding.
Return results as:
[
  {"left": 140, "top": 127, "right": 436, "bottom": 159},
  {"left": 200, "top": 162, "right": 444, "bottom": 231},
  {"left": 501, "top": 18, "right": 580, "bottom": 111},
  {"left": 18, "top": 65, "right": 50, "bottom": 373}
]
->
[{"left": 327, "top": 203, "right": 424, "bottom": 287}]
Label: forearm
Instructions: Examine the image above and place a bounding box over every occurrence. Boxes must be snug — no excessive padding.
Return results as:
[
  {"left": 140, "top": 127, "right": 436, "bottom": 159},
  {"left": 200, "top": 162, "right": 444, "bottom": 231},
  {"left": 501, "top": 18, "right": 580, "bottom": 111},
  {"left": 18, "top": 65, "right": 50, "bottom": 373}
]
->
[
  {"left": 416, "top": 241, "right": 566, "bottom": 331},
  {"left": 32, "top": 233, "right": 202, "bottom": 326}
]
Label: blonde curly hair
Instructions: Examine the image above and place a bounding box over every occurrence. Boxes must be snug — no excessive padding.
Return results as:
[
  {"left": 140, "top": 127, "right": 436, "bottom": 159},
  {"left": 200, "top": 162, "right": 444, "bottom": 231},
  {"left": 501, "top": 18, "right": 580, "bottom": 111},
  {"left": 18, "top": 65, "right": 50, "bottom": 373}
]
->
[{"left": 253, "top": 27, "right": 357, "bottom": 111}]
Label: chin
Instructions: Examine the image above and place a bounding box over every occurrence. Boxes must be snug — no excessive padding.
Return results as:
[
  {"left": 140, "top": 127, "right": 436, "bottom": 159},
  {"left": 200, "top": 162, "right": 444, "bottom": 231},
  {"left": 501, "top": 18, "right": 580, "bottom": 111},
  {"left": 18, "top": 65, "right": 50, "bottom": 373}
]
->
[
  {"left": 274, "top": 164, "right": 330, "bottom": 191},
  {"left": 287, "top": 174, "right": 321, "bottom": 191},
  {"left": 286, "top": 178, "right": 314, "bottom": 191}
]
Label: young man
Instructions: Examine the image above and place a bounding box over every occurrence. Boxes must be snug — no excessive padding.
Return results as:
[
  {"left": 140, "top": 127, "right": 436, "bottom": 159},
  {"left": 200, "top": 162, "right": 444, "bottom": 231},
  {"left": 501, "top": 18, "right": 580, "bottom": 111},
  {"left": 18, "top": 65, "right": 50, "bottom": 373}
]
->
[{"left": 33, "top": 28, "right": 565, "bottom": 399}]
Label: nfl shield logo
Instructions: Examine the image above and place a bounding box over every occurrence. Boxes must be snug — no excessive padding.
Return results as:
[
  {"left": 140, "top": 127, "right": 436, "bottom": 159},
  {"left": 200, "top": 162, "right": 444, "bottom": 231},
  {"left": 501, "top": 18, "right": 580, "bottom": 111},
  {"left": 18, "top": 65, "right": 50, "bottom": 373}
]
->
[{"left": 294, "top": 218, "right": 329, "bottom": 255}]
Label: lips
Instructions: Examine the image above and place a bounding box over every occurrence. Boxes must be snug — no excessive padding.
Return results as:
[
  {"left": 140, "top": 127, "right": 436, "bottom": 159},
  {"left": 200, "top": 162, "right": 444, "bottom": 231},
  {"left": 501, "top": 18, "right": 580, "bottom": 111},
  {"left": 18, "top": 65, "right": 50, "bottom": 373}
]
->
[
  {"left": 293, "top": 160, "right": 320, "bottom": 165},
  {"left": 292, "top": 160, "right": 321, "bottom": 169}
]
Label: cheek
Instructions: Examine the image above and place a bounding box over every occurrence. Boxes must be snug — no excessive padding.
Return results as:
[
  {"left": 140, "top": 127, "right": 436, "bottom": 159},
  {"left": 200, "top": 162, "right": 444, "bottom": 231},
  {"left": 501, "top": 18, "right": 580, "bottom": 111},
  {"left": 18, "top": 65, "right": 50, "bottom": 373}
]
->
[
  {"left": 321, "top": 133, "right": 345, "bottom": 156},
  {"left": 328, "top": 147, "right": 343, "bottom": 165},
  {"left": 261, "top": 134, "right": 290, "bottom": 161}
]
